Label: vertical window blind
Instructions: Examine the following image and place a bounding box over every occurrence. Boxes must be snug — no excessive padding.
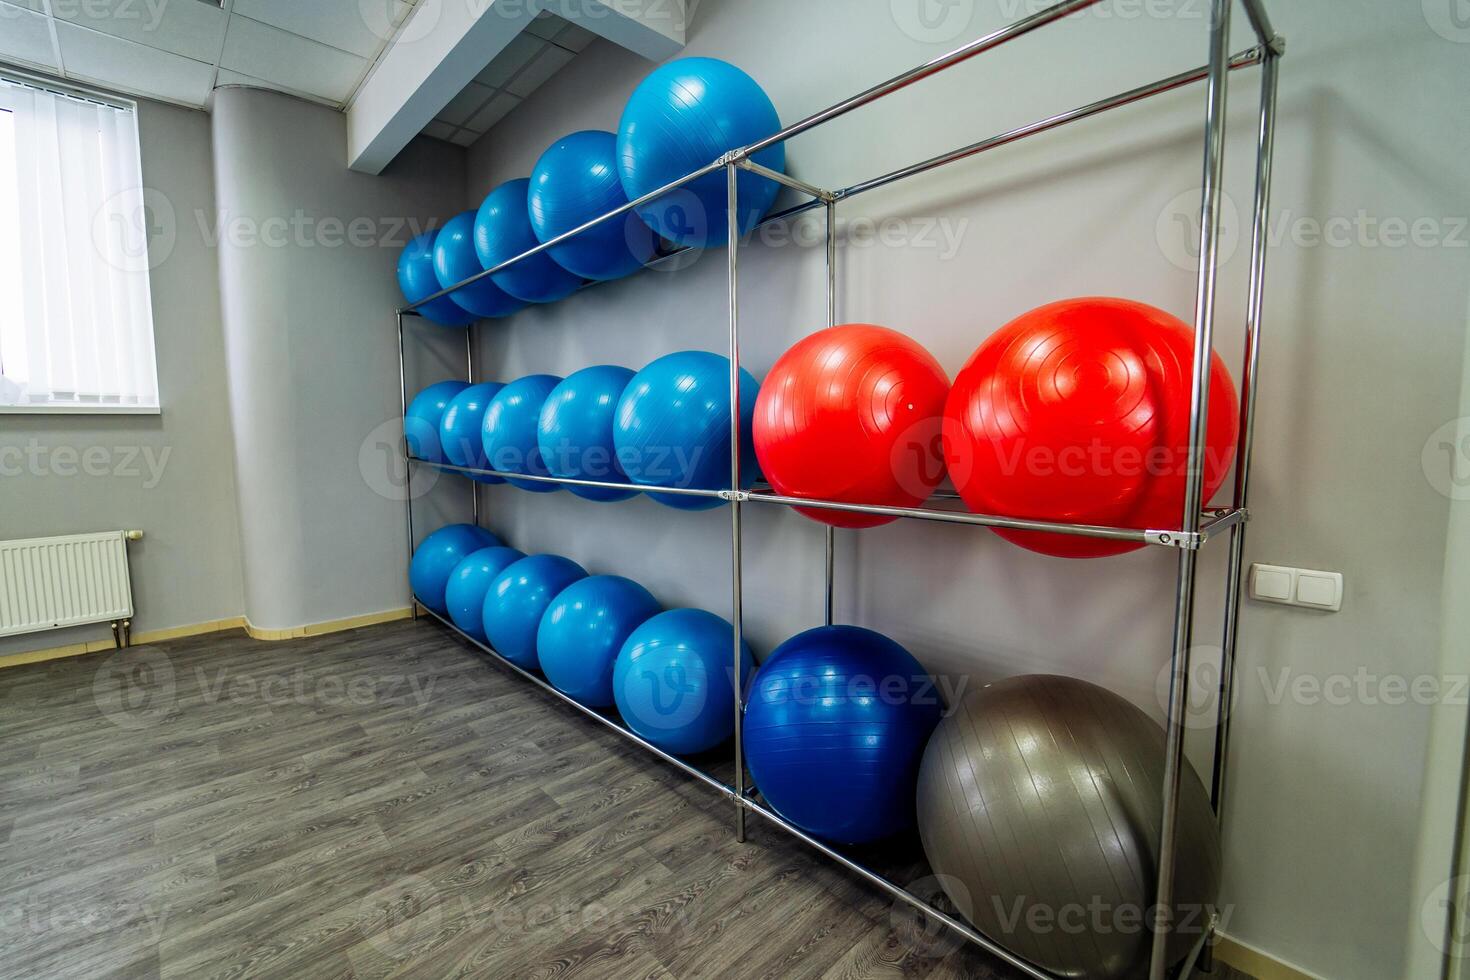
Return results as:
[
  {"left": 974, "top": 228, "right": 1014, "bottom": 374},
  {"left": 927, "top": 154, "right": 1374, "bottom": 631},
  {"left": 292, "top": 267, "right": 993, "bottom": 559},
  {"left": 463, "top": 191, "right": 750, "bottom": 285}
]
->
[{"left": 0, "top": 75, "right": 159, "bottom": 411}]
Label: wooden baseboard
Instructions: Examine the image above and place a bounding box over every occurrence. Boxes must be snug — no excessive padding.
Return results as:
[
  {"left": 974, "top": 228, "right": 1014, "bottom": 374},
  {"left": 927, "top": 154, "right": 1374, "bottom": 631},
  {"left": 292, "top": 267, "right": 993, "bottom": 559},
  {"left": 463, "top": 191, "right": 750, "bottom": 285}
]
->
[
  {"left": 1215, "top": 933, "right": 1324, "bottom": 980},
  {"left": 1, "top": 608, "right": 413, "bottom": 668}
]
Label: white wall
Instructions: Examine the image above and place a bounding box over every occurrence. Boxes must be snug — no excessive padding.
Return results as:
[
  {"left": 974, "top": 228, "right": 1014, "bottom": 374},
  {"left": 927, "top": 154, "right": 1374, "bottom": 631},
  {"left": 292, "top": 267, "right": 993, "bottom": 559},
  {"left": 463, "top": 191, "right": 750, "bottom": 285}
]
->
[
  {"left": 453, "top": 1, "right": 1470, "bottom": 977},
  {"left": 0, "top": 99, "right": 245, "bottom": 658},
  {"left": 211, "top": 87, "right": 472, "bottom": 632}
]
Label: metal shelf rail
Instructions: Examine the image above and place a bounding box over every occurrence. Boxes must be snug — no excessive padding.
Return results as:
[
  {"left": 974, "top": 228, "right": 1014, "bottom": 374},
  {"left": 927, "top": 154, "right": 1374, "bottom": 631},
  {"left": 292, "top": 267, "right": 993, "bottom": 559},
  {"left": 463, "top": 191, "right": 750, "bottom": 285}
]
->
[{"left": 394, "top": 0, "right": 1284, "bottom": 976}]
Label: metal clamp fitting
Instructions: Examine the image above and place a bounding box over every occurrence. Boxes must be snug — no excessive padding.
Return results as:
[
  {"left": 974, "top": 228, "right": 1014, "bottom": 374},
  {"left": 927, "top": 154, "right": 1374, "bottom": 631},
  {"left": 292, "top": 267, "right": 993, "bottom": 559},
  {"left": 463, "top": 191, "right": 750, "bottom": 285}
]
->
[
  {"left": 1146, "top": 529, "right": 1203, "bottom": 551},
  {"left": 719, "top": 489, "right": 752, "bottom": 503}
]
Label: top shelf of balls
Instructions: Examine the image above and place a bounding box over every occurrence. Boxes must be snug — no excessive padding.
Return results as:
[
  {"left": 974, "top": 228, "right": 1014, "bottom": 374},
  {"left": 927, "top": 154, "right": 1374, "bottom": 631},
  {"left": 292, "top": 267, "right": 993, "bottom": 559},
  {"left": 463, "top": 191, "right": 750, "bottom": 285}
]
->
[{"left": 399, "top": 41, "right": 1259, "bottom": 556}]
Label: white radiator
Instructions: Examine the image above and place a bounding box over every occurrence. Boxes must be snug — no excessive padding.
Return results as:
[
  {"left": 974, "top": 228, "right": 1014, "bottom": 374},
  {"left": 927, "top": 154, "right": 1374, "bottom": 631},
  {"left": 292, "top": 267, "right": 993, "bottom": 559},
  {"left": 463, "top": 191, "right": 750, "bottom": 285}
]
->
[{"left": 0, "top": 531, "right": 138, "bottom": 640}]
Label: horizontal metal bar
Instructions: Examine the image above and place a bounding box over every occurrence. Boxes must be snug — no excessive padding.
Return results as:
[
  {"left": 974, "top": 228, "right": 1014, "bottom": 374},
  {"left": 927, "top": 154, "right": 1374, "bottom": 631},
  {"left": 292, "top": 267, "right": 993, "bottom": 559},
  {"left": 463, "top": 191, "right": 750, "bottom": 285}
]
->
[
  {"left": 420, "top": 607, "right": 738, "bottom": 800},
  {"left": 402, "top": 159, "right": 724, "bottom": 313},
  {"left": 413, "top": 457, "right": 726, "bottom": 500},
  {"left": 741, "top": 799, "right": 1053, "bottom": 980},
  {"left": 740, "top": 0, "right": 1108, "bottom": 160},
  {"left": 736, "top": 158, "right": 833, "bottom": 202}
]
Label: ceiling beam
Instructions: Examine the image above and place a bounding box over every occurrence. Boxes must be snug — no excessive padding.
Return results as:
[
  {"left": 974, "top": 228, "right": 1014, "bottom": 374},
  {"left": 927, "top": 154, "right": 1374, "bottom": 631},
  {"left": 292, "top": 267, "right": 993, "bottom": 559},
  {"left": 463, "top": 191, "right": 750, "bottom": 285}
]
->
[{"left": 347, "top": 0, "right": 687, "bottom": 175}]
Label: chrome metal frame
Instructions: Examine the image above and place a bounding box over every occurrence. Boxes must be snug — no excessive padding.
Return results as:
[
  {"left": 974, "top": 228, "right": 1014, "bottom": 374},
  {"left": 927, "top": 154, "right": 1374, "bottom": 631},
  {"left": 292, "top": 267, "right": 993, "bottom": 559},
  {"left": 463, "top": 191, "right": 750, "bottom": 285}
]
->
[{"left": 394, "top": 2, "right": 1286, "bottom": 976}]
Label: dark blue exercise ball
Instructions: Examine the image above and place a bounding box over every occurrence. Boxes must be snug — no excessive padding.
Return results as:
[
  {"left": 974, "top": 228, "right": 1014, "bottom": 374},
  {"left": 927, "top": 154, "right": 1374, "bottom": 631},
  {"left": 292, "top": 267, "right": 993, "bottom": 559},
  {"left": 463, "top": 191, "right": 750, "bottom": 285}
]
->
[
  {"left": 538, "top": 575, "right": 662, "bottom": 707},
  {"left": 530, "top": 130, "right": 659, "bottom": 282},
  {"left": 398, "top": 231, "right": 476, "bottom": 326},
  {"left": 482, "top": 554, "right": 588, "bottom": 670},
  {"left": 742, "top": 626, "right": 943, "bottom": 844},
  {"left": 445, "top": 546, "right": 526, "bottom": 641},
  {"left": 440, "top": 382, "right": 506, "bottom": 484},
  {"left": 614, "top": 351, "right": 760, "bottom": 510},
  {"left": 538, "top": 365, "right": 639, "bottom": 503},
  {"left": 617, "top": 58, "right": 785, "bottom": 249},
  {"left": 483, "top": 374, "right": 563, "bottom": 493},
  {"left": 410, "top": 524, "right": 502, "bottom": 615},
  {"left": 432, "top": 210, "right": 526, "bottom": 319},
  {"left": 474, "top": 178, "right": 583, "bottom": 304},
  {"left": 406, "top": 380, "right": 469, "bottom": 465},
  {"left": 613, "top": 609, "right": 754, "bottom": 755}
]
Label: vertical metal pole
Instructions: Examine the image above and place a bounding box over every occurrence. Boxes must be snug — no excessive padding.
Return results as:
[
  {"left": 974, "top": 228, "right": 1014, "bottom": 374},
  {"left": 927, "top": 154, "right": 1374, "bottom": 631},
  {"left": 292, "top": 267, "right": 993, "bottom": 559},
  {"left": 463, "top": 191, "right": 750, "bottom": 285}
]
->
[
  {"left": 1211, "top": 50, "right": 1280, "bottom": 815},
  {"left": 727, "top": 162, "right": 747, "bottom": 843},
  {"left": 466, "top": 324, "right": 481, "bottom": 528},
  {"left": 1150, "top": 0, "right": 1232, "bottom": 977},
  {"left": 824, "top": 199, "right": 838, "bottom": 627},
  {"left": 397, "top": 312, "right": 419, "bottom": 621}
]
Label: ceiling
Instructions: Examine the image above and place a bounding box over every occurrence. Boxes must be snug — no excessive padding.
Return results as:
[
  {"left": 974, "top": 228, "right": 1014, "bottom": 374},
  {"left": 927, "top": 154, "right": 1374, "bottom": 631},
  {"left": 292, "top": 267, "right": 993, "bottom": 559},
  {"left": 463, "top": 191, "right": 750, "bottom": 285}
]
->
[{"left": 424, "top": 12, "right": 594, "bottom": 148}]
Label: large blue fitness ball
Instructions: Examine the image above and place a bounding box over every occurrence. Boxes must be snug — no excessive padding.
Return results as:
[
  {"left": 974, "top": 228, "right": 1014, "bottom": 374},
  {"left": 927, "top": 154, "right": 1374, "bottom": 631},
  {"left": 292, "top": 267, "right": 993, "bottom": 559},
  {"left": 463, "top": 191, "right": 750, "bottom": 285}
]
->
[
  {"left": 538, "top": 575, "right": 662, "bottom": 707},
  {"left": 440, "top": 382, "right": 506, "bottom": 484},
  {"left": 742, "top": 626, "right": 943, "bottom": 844},
  {"left": 410, "top": 524, "right": 502, "bottom": 615},
  {"left": 474, "top": 178, "right": 583, "bottom": 304},
  {"left": 617, "top": 58, "right": 785, "bottom": 249},
  {"left": 484, "top": 375, "right": 563, "bottom": 493},
  {"left": 445, "top": 546, "right": 526, "bottom": 642},
  {"left": 538, "top": 365, "right": 639, "bottom": 503},
  {"left": 406, "top": 380, "right": 469, "bottom": 465},
  {"left": 482, "top": 554, "right": 588, "bottom": 670},
  {"left": 530, "top": 131, "right": 658, "bottom": 282},
  {"left": 398, "top": 231, "right": 475, "bottom": 326},
  {"left": 613, "top": 609, "right": 754, "bottom": 755},
  {"left": 432, "top": 210, "right": 526, "bottom": 319},
  {"left": 614, "top": 351, "right": 760, "bottom": 510}
]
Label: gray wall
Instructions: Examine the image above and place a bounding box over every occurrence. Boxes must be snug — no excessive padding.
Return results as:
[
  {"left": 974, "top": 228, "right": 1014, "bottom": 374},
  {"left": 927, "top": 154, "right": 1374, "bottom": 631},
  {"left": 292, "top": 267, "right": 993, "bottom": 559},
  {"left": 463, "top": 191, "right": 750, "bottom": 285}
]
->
[
  {"left": 211, "top": 87, "right": 471, "bottom": 632},
  {"left": 0, "top": 100, "right": 244, "bottom": 658},
  {"left": 456, "top": 1, "right": 1470, "bottom": 977}
]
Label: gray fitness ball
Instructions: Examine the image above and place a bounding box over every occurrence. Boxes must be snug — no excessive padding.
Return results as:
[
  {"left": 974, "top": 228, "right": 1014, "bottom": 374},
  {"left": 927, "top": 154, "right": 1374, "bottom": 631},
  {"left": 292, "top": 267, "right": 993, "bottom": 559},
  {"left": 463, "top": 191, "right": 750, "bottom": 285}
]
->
[{"left": 915, "top": 674, "right": 1221, "bottom": 980}]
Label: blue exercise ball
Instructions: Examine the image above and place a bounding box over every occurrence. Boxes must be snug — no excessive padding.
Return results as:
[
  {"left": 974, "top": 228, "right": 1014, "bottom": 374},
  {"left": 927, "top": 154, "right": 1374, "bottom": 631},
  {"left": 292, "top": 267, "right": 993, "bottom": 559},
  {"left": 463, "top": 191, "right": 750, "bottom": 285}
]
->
[
  {"left": 445, "top": 546, "right": 526, "bottom": 641},
  {"left": 613, "top": 608, "right": 754, "bottom": 755},
  {"left": 474, "top": 178, "right": 583, "bottom": 304},
  {"left": 482, "top": 554, "right": 588, "bottom": 670},
  {"left": 410, "top": 524, "right": 502, "bottom": 615},
  {"left": 538, "top": 365, "right": 639, "bottom": 503},
  {"left": 432, "top": 210, "right": 526, "bottom": 319},
  {"left": 617, "top": 57, "right": 785, "bottom": 250},
  {"left": 530, "top": 130, "right": 659, "bottom": 282},
  {"left": 538, "top": 575, "right": 662, "bottom": 707},
  {"left": 483, "top": 374, "right": 563, "bottom": 493},
  {"left": 398, "top": 230, "right": 476, "bottom": 326},
  {"left": 406, "top": 380, "right": 469, "bottom": 465},
  {"left": 742, "top": 625, "right": 943, "bottom": 844},
  {"left": 614, "top": 351, "right": 760, "bottom": 510},
  {"left": 440, "top": 382, "right": 506, "bottom": 484}
]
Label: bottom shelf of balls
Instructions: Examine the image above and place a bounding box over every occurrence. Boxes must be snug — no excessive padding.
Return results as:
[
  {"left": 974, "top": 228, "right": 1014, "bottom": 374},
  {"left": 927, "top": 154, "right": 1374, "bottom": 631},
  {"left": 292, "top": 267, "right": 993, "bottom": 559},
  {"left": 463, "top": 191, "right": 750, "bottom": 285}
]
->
[
  {"left": 406, "top": 298, "right": 1243, "bottom": 561},
  {"left": 410, "top": 522, "right": 1223, "bottom": 980}
]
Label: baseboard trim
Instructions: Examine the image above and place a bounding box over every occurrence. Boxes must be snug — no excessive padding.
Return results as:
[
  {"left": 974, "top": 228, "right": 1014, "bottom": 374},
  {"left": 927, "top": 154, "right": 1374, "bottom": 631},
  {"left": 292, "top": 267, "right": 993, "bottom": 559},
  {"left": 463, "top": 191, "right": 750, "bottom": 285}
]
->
[
  {"left": 1, "top": 608, "right": 414, "bottom": 668},
  {"left": 1215, "top": 933, "right": 1324, "bottom": 980}
]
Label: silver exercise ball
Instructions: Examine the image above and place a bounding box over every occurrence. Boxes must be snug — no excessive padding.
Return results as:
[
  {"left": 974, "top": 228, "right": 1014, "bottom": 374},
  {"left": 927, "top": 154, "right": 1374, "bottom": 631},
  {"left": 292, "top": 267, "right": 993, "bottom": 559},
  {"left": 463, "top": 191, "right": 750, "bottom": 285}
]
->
[{"left": 915, "top": 674, "right": 1221, "bottom": 980}]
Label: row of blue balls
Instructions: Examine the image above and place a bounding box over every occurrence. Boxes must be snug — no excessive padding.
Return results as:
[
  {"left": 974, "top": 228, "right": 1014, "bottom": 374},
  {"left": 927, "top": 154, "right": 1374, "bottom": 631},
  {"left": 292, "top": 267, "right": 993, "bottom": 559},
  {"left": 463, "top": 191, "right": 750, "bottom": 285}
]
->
[
  {"left": 413, "top": 522, "right": 943, "bottom": 845},
  {"left": 407, "top": 350, "right": 760, "bottom": 511},
  {"left": 399, "top": 57, "right": 787, "bottom": 326}
]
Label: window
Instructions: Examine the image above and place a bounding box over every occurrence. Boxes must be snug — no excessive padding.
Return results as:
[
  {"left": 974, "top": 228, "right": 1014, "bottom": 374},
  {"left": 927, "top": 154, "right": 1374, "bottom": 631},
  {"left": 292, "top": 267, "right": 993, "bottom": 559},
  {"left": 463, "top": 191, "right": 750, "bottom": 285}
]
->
[{"left": 0, "top": 74, "right": 159, "bottom": 413}]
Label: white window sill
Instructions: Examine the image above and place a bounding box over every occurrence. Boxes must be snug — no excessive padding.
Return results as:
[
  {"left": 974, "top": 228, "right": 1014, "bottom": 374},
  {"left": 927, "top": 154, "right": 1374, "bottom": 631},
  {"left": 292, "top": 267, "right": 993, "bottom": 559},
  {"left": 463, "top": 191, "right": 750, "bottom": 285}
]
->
[{"left": 0, "top": 405, "right": 162, "bottom": 416}]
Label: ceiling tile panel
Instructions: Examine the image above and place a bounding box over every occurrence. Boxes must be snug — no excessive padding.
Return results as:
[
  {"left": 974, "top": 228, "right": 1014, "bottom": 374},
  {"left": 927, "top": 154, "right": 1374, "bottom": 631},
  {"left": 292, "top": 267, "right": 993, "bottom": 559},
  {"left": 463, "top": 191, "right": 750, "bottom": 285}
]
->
[
  {"left": 505, "top": 44, "right": 574, "bottom": 98},
  {"left": 231, "top": 0, "right": 387, "bottom": 60},
  {"left": 465, "top": 91, "right": 520, "bottom": 133},
  {"left": 50, "top": 0, "right": 226, "bottom": 64},
  {"left": 0, "top": 5, "right": 58, "bottom": 70},
  {"left": 437, "top": 81, "right": 492, "bottom": 126},
  {"left": 221, "top": 14, "right": 367, "bottom": 105},
  {"left": 473, "top": 33, "right": 543, "bottom": 89},
  {"left": 56, "top": 21, "right": 215, "bottom": 105},
  {"left": 1, "top": 0, "right": 46, "bottom": 14}
]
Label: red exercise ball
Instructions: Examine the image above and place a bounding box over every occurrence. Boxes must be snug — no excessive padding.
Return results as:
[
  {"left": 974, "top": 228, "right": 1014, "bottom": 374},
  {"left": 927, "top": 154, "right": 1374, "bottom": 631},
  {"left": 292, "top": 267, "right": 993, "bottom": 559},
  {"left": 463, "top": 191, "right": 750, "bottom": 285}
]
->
[
  {"left": 754, "top": 324, "right": 951, "bottom": 529},
  {"left": 943, "top": 297, "right": 1239, "bottom": 558}
]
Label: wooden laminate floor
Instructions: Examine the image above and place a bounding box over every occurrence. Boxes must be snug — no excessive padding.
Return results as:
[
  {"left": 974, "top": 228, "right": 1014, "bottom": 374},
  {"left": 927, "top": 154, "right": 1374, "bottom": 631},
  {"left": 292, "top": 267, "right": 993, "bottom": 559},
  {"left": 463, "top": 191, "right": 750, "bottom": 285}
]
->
[{"left": 0, "top": 621, "right": 1253, "bottom": 980}]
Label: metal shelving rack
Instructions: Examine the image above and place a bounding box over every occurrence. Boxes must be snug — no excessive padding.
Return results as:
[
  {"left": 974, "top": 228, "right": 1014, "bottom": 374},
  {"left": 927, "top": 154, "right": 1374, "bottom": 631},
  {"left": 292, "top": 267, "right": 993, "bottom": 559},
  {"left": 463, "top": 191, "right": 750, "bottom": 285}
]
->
[{"left": 394, "top": 1, "right": 1284, "bottom": 976}]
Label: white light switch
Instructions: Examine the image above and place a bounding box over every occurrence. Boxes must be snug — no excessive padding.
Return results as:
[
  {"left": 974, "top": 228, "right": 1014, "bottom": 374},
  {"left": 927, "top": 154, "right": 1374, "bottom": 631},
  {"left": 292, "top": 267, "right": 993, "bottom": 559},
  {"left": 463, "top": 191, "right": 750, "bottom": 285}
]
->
[{"left": 1250, "top": 564, "right": 1344, "bottom": 612}]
